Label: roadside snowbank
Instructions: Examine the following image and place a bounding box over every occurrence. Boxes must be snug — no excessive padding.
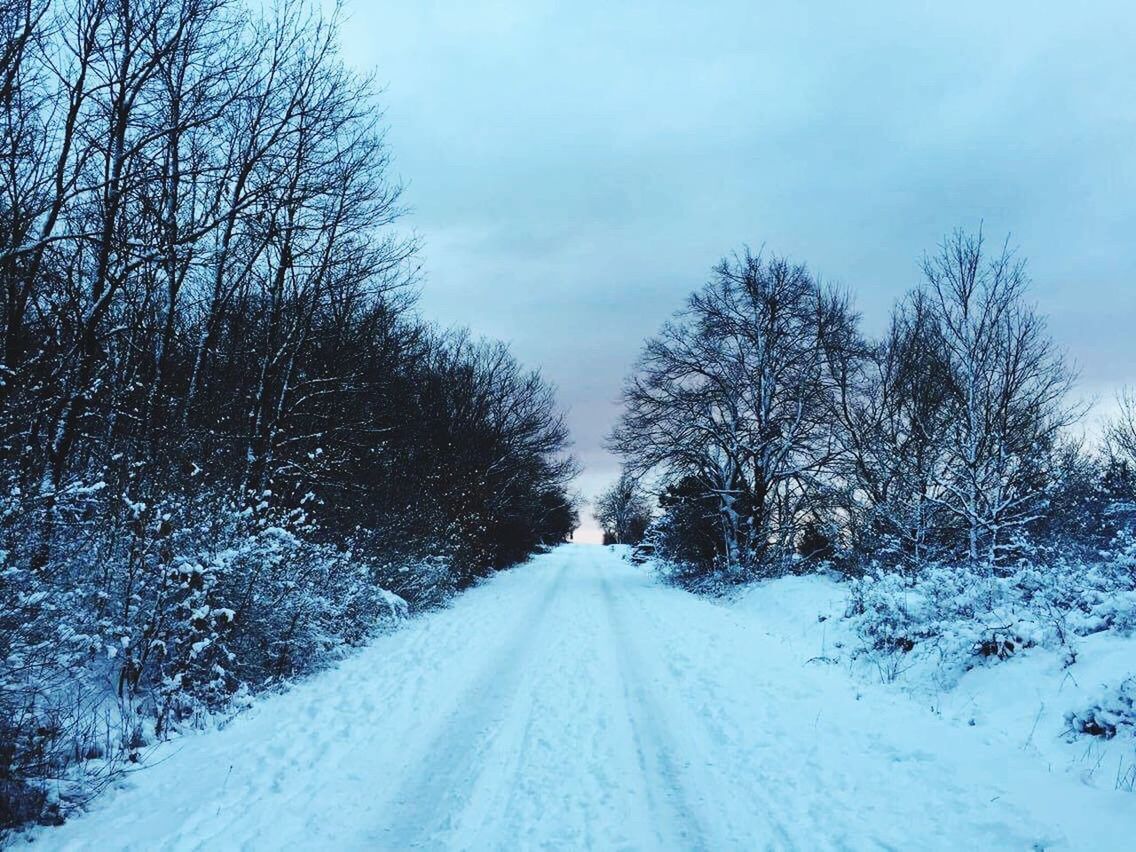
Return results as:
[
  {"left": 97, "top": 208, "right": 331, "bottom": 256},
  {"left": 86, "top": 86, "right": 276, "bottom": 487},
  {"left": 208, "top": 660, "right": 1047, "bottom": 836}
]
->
[{"left": 727, "top": 571, "right": 1136, "bottom": 795}]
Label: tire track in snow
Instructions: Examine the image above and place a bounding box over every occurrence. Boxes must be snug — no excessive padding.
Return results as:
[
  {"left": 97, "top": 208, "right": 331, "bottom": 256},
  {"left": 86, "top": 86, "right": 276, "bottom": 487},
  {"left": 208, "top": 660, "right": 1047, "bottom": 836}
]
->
[
  {"left": 611, "top": 566, "right": 1019, "bottom": 850},
  {"left": 457, "top": 547, "right": 670, "bottom": 851},
  {"left": 602, "top": 562, "right": 800, "bottom": 850},
  {"left": 373, "top": 560, "right": 571, "bottom": 848},
  {"left": 477, "top": 557, "right": 617, "bottom": 849},
  {"left": 598, "top": 567, "right": 712, "bottom": 851}
]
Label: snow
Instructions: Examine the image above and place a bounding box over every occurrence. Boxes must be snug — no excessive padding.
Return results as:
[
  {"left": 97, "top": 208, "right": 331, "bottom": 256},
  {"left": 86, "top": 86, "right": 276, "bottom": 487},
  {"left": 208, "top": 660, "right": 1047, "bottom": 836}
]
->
[
  {"left": 729, "top": 570, "right": 1136, "bottom": 792},
  {"left": 30, "top": 544, "right": 1136, "bottom": 850}
]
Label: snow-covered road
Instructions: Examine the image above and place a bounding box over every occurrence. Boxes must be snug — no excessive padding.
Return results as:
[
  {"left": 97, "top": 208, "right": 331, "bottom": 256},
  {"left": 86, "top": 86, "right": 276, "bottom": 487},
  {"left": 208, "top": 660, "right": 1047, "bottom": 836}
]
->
[{"left": 35, "top": 544, "right": 1135, "bottom": 850}]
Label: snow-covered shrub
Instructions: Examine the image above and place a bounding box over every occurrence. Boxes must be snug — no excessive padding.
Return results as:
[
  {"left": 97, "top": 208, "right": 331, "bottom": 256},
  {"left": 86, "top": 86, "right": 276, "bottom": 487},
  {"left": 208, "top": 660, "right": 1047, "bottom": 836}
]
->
[
  {"left": 1067, "top": 677, "right": 1136, "bottom": 739},
  {"left": 846, "top": 571, "right": 932, "bottom": 655},
  {"left": 0, "top": 487, "right": 409, "bottom": 831},
  {"left": 652, "top": 556, "right": 735, "bottom": 596},
  {"left": 374, "top": 554, "right": 459, "bottom": 610},
  {"left": 98, "top": 499, "right": 412, "bottom": 733},
  {"left": 1086, "top": 592, "right": 1136, "bottom": 636},
  {"left": 844, "top": 553, "right": 1136, "bottom": 686}
]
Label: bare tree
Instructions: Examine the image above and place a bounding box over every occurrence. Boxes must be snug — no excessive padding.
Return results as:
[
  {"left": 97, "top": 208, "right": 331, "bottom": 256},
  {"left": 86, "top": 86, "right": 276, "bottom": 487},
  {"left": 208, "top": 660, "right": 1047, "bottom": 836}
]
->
[
  {"left": 918, "top": 228, "right": 1078, "bottom": 566},
  {"left": 610, "top": 251, "right": 851, "bottom": 575},
  {"left": 594, "top": 467, "right": 651, "bottom": 544},
  {"left": 831, "top": 290, "right": 955, "bottom": 566},
  {"left": 1106, "top": 388, "right": 1136, "bottom": 468}
]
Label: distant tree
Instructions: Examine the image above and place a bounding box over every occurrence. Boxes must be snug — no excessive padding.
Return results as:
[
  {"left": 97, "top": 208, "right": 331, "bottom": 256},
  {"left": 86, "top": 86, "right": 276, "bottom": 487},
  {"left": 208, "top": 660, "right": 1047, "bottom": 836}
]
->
[
  {"left": 536, "top": 489, "right": 582, "bottom": 544},
  {"left": 594, "top": 468, "right": 651, "bottom": 545},
  {"left": 650, "top": 476, "right": 723, "bottom": 566},
  {"left": 1101, "top": 388, "right": 1136, "bottom": 532},
  {"left": 1106, "top": 389, "right": 1136, "bottom": 469},
  {"left": 831, "top": 230, "right": 1078, "bottom": 569},
  {"left": 1034, "top": 441, "right": 1136, "bottom": 554}
]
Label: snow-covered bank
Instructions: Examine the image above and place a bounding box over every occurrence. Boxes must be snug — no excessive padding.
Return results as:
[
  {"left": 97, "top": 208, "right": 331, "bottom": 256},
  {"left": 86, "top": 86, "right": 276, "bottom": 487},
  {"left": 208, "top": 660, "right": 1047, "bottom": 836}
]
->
[
  {"left": 728, "top": 571, "right": 1136, "bottom": 797},
  {"left": 28, "top": 545, "right": 1136, "bottom": 850}
]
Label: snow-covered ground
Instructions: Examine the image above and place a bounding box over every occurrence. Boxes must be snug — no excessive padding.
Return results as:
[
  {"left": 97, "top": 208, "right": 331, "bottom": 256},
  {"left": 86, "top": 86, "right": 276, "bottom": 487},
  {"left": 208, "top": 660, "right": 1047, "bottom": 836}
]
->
[{"left": 29, "top": 544, "right": 1136, "bottom": 850}]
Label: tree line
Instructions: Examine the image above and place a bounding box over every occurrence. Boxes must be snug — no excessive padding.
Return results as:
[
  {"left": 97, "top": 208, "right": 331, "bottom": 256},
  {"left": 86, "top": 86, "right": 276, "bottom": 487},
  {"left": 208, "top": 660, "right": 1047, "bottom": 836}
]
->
[
  {"left": 0, "top": 0, "right": 576, "bottom": 828},
  {"left": 601, "top": 230, "right": 1135, "bottom": 580}
]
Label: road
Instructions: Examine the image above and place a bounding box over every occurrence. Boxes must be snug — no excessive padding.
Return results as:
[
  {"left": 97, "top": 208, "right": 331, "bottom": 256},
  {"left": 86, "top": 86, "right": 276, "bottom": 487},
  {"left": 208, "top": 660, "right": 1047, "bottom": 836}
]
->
[{"left": 36, "top": 544, "right": 1135, "bottom": 850}]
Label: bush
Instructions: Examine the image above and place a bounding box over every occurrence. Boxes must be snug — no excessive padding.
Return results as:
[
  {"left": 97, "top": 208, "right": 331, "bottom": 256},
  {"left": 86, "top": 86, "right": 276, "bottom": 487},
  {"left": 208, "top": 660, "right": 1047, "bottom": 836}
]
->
[
  {"left": 1067, "top": 677, "right": 1136, "bottom": 739},
  {"left": 845, "top": 549, "right": 1136, "bottom": 686},
  {"left": 0, "top": 489, "right": 408, "bottom": 831}
]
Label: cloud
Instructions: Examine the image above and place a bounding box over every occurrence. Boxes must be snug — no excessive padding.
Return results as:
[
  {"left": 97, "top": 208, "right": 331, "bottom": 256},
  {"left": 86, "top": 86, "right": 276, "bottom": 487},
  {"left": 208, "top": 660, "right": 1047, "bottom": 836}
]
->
[{"left": 337, "top": 0, "right": 1136, "bottom": 519}]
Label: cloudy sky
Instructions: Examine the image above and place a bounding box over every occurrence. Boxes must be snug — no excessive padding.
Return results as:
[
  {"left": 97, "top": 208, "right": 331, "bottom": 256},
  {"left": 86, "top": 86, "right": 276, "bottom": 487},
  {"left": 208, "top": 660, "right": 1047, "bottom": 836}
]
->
[{"left": 334, "top": 1, "right": 1136, "bottom": 542}]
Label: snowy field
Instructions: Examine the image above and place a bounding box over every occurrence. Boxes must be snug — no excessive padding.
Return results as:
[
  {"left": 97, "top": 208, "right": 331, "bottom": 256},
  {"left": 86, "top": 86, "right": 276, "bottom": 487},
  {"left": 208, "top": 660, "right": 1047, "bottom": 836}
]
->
[{"left": 29, "top": 544, "right": 1136, "bottom": 850}]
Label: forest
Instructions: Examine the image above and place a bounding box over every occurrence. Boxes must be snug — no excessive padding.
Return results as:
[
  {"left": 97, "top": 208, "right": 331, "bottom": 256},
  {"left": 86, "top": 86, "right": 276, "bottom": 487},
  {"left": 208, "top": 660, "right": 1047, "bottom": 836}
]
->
[{"left": 0, "top": 0, "right": 577, "bottom": 828}]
